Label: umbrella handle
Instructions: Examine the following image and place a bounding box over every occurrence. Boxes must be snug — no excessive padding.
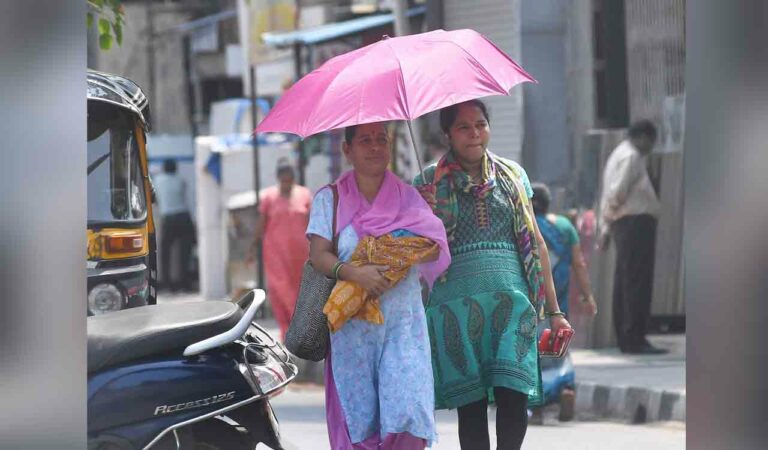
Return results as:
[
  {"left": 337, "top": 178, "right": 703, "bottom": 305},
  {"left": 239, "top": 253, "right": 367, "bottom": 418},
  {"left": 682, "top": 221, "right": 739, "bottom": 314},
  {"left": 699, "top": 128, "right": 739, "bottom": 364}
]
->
[{"left": 406, "top": 120, "right": 425, "bottom": 181}]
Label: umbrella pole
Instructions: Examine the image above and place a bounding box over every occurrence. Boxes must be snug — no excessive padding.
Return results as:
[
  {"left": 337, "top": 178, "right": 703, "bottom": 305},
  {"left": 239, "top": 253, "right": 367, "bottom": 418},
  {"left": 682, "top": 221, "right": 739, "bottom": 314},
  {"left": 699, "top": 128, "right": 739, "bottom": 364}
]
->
[{"left": 406, "top": 120, "right": 425, "bottom": 180}]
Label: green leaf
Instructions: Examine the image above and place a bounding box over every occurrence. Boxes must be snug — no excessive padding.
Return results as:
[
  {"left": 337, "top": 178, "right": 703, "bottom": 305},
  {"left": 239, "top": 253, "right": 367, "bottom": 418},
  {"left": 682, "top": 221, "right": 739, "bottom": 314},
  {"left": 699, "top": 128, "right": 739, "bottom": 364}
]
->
[
  {"left": 91, "top": 0, "right": 104, "bottom": 9},
  {"left": 112, "top": 21, "right": 123, "bottom": 46},
  {"left": 98, "top": 17, "right": 111, "bottom": 35},
  {"left": 87, "top": 13, "right": 94, "bottom": 29},
  {"left": 99, "top": 32, "right": 113, "bottom": 50}
]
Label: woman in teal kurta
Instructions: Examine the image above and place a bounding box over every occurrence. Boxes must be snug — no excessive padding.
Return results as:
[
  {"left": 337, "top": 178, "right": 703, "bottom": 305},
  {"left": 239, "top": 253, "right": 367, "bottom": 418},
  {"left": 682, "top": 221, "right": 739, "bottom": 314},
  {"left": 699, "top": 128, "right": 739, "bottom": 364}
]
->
[{"left": 414, "top": 100, "right": 572, "bottom": 450}]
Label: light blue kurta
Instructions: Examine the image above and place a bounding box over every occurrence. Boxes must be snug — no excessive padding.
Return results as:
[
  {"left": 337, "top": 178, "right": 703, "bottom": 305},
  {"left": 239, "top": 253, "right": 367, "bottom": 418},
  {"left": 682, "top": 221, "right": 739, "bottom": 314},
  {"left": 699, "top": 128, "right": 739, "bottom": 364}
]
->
[{"left": 306, "top": 187, "right": 436, "bottom": 444}]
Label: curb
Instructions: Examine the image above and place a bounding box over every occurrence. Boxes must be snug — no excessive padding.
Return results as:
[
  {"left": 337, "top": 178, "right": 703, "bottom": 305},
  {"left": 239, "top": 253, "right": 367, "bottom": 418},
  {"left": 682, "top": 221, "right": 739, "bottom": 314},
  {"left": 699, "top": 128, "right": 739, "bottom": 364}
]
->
[
  {"left": 575, "top": 381, "right": 685, "bottom": 423},
  {"left": 288, "top": 354, "right": 688, "bottom": 424}
]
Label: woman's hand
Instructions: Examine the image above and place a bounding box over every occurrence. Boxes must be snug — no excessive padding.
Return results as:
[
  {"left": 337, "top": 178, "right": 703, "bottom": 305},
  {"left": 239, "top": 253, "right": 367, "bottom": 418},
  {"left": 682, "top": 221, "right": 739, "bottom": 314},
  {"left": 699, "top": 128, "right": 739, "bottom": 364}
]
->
[
  {"left": 549, "top": 315, "right": 573, "bottom": 334},
  {"left": 416, "top": 184, "right": 437, "bottom": 209},
  {"left": 582, "top": 295, "right": 598, "bottom": 316},
  {"left": 345, "top": 264, "right": 391, "bottom": 297}
]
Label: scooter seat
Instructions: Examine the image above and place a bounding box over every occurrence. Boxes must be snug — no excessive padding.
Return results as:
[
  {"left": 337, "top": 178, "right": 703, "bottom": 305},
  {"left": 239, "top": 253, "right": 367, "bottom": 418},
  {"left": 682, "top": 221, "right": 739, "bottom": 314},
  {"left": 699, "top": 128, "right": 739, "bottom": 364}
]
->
[{"left": 87, "top": 301, "right": 243, "bottom": 373}]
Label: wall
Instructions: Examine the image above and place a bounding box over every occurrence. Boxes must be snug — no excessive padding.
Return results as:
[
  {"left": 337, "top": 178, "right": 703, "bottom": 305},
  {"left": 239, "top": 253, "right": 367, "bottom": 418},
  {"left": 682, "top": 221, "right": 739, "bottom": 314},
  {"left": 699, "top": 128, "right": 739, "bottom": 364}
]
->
[
  {"left": 442, "top": 0, "right": 525, "bottom": 162},
  {"left": 624, "top": 0, "right": 686, "bottom": 124},
  {"left": 91, "top": 3, "right": 193, "bottom": 135},
  {"left": 625, "top": 0, "right": 686, "bottom": 318},
  {"left": 520, "top": 0, "right": 569, "bottom": 185},
  {"left": 565, "top": 0, "right": 596, "bottom": 206}
]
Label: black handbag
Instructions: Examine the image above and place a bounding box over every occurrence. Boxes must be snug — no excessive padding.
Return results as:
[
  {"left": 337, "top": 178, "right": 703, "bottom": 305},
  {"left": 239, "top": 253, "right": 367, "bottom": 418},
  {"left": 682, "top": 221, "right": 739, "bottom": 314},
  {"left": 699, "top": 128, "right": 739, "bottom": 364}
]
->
[{"left": 284, "top": 184, "right": 338, "bottom": 362}]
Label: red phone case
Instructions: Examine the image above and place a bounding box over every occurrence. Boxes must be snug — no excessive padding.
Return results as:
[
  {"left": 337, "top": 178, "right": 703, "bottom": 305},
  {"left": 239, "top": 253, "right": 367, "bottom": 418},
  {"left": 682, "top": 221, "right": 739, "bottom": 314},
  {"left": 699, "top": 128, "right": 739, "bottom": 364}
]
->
[{"left": 538, "top": 328, "right": 574, "bottom": 358}]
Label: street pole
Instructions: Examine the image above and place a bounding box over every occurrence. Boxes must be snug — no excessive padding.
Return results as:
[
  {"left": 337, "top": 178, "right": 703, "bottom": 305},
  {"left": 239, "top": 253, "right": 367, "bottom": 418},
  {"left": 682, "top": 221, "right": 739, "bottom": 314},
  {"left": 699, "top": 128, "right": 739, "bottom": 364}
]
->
[
  {"left": 293, "top": 42, "right": 306, "bottom": 185},
  {"left": 145, "top": 0, "right": 156, "bottom": 101},
  {"left": 392, "top": 0, "right": 426, "bottom": 178},
  {"left": 250, "top": 65, "right": 265, "bottom": 290},
  {"left": 392, "top": 0, "right": 410, "bottom": 36}
]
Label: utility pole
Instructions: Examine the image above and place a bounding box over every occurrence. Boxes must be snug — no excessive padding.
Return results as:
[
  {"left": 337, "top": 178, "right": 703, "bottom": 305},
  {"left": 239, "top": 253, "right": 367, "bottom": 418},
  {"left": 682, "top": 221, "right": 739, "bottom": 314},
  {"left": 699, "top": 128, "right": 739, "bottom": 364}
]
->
[
  {"left": 392, "top": 0, "right": 410, "bottom": 36},
  {"left": 294, "top": 43, "right": 306, "bottom": 185},
  {"left": 391, "top": 0, "right": 426, "bottom": 176},
  {"left": 250, "top": 65, "right": 265, "bottom": 290},
  {"left": 145, "top": 0, "right": 156, "bottom": 100}
]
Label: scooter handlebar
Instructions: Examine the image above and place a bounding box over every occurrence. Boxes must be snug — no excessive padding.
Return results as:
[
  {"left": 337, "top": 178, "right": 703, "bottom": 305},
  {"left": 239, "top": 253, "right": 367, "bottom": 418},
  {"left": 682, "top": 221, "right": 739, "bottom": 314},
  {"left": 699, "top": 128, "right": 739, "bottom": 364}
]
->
[{"left": 182, "top": 289, "right": 266, "bottom": 357}]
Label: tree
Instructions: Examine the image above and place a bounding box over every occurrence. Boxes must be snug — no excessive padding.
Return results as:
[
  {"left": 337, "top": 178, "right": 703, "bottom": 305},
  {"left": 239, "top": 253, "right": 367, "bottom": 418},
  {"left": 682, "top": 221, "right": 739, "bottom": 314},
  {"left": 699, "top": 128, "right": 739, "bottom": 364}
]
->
[{"left": 87, "top": 0, "right": 126, "bottom": 51}]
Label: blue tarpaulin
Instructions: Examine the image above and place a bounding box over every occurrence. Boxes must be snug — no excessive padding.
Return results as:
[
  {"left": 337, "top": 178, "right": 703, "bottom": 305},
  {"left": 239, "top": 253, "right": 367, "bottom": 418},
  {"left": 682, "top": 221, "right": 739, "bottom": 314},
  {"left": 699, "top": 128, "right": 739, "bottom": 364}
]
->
[{"left": 261, "top": 6, "right": 426, "bottom": 47}]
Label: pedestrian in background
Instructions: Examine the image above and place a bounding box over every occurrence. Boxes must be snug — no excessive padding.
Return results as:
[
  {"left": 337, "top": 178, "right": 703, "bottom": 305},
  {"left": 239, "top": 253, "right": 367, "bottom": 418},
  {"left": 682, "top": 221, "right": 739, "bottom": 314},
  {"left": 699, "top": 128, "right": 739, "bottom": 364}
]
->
[
  {"left": 414, "top": 100, "right": 571, "bottom": 450},
  {"left": 532, "top": 183, "right": 598, "bottom": 318},
  {"left": 598, "top": 120, "right": 666, "bottom": 354},
  {"left": 307, "top": 122, "right": 449, "bottom": 450},
  {"left": 530, "top": 182, "right": 598, "bottom": 422},
  {"left": 154, "top": 159, "right": 195, "bottom": 292},
  {"left": 253, "top": 158, "right": 311, "bottom": 340}
]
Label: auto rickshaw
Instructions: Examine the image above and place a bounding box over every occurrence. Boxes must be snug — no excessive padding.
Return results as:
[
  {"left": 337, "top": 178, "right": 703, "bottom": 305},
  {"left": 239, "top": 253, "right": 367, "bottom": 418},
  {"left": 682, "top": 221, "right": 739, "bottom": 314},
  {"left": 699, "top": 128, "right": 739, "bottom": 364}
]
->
[{"left": 87, "top": 70, "right": 157, "bottom": 315}]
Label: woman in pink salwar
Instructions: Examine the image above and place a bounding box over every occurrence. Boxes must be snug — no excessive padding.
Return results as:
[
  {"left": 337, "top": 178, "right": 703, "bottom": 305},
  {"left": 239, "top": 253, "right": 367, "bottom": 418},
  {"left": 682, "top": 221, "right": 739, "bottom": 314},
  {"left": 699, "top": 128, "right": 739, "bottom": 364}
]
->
[{"left": 254, "top": 159, "right": 312, "bottom": 340}]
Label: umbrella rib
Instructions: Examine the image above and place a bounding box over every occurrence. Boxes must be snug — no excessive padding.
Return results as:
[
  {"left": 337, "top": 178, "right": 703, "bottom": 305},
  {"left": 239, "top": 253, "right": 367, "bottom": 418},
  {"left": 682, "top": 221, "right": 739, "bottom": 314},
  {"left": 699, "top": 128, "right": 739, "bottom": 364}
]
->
[{"left": 450, "top": 41, "right": 510, "bottom": 95}]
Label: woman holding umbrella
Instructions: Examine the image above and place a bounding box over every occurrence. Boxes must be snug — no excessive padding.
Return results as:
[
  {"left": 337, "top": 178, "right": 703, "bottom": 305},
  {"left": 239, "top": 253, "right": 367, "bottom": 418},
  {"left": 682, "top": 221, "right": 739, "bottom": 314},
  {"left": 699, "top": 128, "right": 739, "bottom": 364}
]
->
[
  {"left": 307, "top": 122, "right": 450, "bottom": 450},
  {"left": 414, "top": 100, "right": 572, "bottom": 450},
  {"left": 256, "top": 28, "right": 558, "bottom": 449}
]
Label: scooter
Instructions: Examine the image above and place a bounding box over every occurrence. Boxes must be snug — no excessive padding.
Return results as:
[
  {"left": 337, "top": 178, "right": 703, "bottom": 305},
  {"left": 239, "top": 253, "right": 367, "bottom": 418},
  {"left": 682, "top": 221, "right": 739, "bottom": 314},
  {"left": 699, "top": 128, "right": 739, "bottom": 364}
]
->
[{"left": 87, "top": 289, "right": 297, "bottom": 449}]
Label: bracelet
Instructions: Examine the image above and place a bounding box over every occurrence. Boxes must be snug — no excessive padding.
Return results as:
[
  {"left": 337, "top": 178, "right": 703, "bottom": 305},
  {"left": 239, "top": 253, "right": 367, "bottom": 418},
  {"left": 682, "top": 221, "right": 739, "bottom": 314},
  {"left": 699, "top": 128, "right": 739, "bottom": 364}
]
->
[
  {"left": 545, "top": 311, "right": 566, "bottom": 318},
  {"left": 331, "top": 261, "right": 343, "bottom": 279},
  {"left": 335, "top": 263, "right": 346, "bottom": 279},
  {"left": 333, "top": 262, "right": 345, "bottom": 279}
]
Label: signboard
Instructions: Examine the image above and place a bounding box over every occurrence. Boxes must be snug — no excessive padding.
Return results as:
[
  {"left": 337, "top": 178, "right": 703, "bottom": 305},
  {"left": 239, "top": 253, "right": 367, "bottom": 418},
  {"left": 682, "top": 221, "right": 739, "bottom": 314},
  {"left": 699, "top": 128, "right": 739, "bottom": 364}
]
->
[{"left": 244, "top": 0, "right": 297, "bottom": 65}]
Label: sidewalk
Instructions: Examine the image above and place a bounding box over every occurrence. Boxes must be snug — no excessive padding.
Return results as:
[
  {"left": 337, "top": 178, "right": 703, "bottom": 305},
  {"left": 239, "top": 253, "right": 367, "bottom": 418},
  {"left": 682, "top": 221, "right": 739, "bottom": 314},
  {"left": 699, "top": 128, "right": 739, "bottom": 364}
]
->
[
  {"left": 571, "top": 334, "right": 686, "bottom": 423},
  {"left": 157, "top": 292, "right": 685, "bottom": 423}
]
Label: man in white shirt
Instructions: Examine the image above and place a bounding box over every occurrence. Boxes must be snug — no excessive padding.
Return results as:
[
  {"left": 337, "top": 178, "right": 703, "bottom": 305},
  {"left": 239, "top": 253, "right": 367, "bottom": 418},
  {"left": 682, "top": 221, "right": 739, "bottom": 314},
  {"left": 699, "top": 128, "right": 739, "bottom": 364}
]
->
[
  {"left": 599, "top": 120, "right": 666, "bottom": 354},
  {"left": 153, "top": 159, "right": 195, "bottom": 291}
]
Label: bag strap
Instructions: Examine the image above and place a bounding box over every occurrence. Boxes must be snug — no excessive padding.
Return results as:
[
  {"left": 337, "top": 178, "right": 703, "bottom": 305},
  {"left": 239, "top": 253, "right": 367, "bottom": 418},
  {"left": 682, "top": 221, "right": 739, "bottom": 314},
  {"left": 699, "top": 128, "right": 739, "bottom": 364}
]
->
[{"left": 329, "top": 183, "right": 339, "bottom": 253}]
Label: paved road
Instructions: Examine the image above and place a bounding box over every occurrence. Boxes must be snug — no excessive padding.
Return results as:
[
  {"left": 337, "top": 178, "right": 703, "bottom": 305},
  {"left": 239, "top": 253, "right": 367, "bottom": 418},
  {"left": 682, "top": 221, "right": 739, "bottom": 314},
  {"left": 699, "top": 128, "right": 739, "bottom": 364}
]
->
[{"left": 269, "top": 385, "right": 685, "bottom": 450}]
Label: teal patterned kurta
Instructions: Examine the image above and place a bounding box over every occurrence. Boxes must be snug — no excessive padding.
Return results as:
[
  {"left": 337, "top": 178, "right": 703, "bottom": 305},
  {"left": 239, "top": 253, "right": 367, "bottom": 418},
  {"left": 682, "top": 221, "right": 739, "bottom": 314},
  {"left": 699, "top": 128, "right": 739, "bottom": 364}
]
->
[{"left": 415, "top": 165, "right": 543, "bottom": 410}]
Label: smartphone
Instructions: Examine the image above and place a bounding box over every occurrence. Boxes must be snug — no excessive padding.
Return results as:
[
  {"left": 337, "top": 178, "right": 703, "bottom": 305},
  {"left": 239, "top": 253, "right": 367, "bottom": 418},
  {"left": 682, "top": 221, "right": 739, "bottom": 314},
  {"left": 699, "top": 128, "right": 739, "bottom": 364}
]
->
[{"left": 538, "top": 328, "right": 575, "bottom": 358}]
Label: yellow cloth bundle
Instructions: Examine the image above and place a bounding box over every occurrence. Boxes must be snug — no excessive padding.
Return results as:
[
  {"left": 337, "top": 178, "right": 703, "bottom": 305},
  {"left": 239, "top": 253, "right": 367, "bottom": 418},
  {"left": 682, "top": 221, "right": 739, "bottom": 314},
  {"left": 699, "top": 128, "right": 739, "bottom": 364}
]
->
[{"left": 324, "top": 234, "right": 438, "bottom": 332}]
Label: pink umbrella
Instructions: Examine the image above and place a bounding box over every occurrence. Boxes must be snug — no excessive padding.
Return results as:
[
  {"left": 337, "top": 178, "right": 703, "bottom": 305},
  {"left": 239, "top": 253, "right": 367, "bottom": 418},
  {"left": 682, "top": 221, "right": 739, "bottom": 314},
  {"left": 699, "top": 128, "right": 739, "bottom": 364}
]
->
[{"left": 256, "top": 28, "right": 536, "bottom": 176}]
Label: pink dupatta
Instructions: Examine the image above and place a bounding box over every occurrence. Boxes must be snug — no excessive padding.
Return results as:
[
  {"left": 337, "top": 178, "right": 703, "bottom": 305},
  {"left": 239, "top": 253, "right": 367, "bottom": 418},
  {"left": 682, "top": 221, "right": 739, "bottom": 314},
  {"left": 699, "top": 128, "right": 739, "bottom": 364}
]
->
[{"left": 334, "top": 170, "right": 450, "bottom": 287}]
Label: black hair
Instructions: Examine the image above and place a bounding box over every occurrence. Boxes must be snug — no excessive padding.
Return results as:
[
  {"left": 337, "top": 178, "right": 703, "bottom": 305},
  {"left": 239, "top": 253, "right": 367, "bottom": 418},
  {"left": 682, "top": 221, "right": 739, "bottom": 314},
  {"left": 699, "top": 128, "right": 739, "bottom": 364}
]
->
[
  {"left": 163, "top": 159, "right": 177, "bottom": 174},
  {"left": 439, "top": 100, "right": 490, "bottom": 134},
  {"left": 627, "top": 119, "right": 658, "bottom": 141},
  {"left": 277, "top": 166, "right": 294, "bottom": 178},
  {"left": 276, "top": 157, "right": 294, "bottom": 178},
  {"left": 344, "top": 123, "right": 392, "bottom": 144},
  {"left": 344, "top": 125, "right": 357, "bottom": 144},
  {"left": 531, "top": 182, "right": 551, "bottom": 215}
]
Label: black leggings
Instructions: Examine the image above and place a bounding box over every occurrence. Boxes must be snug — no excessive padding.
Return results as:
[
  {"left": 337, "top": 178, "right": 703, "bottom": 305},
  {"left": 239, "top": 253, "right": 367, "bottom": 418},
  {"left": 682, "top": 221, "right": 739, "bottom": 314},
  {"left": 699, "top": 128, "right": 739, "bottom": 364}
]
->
[{"left": 457, "top": 387, "right": 528, "bottom": 450}]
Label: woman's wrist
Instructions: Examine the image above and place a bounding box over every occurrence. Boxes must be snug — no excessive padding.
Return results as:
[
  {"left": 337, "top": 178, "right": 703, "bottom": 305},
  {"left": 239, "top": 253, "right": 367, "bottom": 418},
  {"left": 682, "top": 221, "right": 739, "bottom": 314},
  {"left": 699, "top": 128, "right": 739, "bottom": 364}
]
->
[
  {"left": 544, "top": 298, "right": 560, "bottom": 315},
  {"left": 337, "top": 263, "right": 354, "bottom": 281},
  {"left": 545, "top": 311, "right": 566, "bottom": 318},
  {"left": 331, "top": 261, "right": 346, "bottom": 279}
]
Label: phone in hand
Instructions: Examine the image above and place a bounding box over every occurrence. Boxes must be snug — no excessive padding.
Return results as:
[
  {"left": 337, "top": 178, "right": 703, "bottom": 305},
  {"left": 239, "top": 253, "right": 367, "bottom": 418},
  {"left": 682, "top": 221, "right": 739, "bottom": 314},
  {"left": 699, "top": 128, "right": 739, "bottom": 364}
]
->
[{"left": 538, "top": 327, "right": 575, "bottom": 358}]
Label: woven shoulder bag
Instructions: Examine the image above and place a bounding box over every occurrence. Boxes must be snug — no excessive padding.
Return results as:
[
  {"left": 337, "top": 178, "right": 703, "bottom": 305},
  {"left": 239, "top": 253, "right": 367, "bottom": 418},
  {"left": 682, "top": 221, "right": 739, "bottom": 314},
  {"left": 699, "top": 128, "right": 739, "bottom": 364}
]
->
[{"left": 284, "top": 184, "right": 338, "bottom": 361}]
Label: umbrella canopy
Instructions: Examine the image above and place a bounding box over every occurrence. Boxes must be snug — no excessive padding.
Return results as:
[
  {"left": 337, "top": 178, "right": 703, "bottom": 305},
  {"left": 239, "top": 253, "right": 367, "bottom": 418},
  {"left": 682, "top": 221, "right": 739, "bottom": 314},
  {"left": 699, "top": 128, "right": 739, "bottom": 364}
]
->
[{"left": 256, "top": 28, "right": 536, "bottom": 139}]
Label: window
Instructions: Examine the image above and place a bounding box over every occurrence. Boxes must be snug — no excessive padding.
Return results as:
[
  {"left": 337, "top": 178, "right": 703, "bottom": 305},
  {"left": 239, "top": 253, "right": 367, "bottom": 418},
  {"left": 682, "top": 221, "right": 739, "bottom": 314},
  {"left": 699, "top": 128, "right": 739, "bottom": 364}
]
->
[{"left": 87, "top": 104, "right": 148, "bottom": 224}]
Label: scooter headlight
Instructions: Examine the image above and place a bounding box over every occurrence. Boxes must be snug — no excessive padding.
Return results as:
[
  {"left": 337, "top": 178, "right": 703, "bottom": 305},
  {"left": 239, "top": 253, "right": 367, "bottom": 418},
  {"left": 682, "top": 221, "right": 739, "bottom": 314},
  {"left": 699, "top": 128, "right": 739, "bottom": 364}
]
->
[
  {"left": 88, "top": 283, "right": 125, "bottom": 315},
  {"left": 238, "top": 324, "right": 297, "bottom": 397}
]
